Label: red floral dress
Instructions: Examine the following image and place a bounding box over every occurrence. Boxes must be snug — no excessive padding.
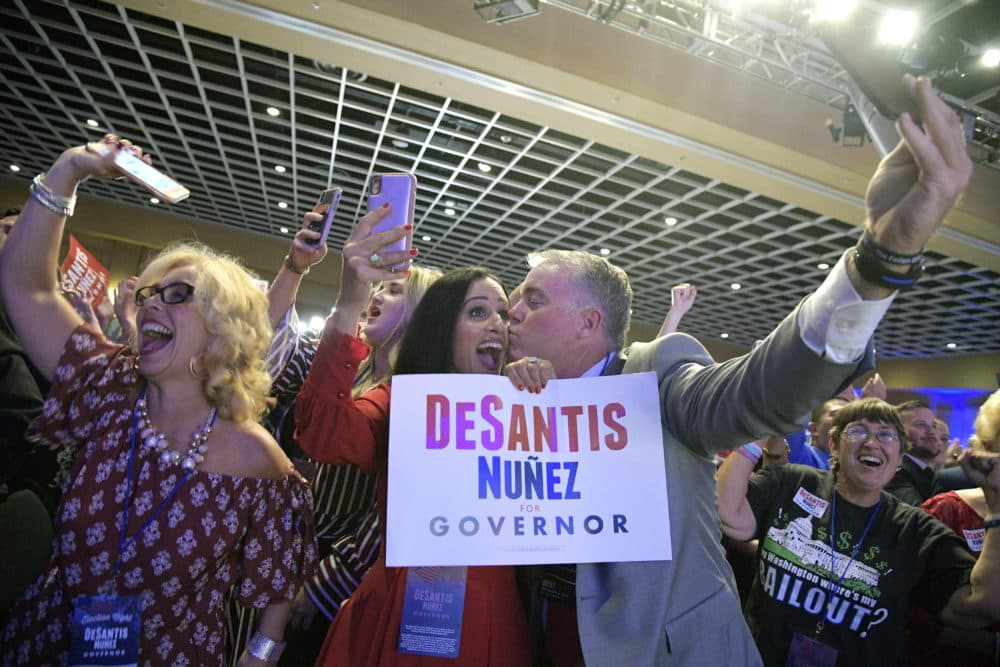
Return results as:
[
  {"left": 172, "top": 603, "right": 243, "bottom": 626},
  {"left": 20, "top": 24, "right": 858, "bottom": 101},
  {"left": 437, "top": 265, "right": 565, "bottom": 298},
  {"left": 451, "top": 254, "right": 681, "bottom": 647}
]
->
[
  {"left": 296, "top": 327, "right": 530, "bottom": 667},
  {"left": 1, "top": 326, "right": 317, "bottom": 667}
]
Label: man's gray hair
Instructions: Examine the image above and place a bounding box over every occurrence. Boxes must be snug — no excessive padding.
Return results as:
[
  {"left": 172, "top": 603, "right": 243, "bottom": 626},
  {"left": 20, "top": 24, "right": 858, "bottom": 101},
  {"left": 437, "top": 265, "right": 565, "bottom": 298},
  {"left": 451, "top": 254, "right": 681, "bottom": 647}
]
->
[{"left": 527, "top": 249, "right": 632, "bottom": 350}]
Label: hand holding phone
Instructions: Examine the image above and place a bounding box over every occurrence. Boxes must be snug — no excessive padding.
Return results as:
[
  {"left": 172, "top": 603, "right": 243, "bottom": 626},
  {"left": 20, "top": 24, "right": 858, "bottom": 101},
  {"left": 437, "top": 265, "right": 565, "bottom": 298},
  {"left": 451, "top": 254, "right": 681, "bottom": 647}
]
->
[
  {"left": 111, "top": 149, "right": 190, "bottom": 203},
  {"left": 366, "top": 173, "right": 415, "bottom": 266},
  {"left": 307, "top": 187, "right": 342, "bottom": 247}
]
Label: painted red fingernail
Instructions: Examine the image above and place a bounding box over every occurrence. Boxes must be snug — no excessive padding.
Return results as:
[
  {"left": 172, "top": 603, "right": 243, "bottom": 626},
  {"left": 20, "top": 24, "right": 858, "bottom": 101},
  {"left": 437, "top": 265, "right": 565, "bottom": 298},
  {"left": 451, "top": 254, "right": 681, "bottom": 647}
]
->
[
  {"left": 404, "top": 224, "right": 413, "bottom": 231},
  {"left": 403, "top": 269, "right": 411, "bottom": 276},
  {"left": 518, "top": 384, "right": 524, "bottom": 391},
  {"left": 381, "top": 202, "right": 390, "bottom": 208},
  {"left": 409, "top": 249, "right": 419, "bottom": 256}
]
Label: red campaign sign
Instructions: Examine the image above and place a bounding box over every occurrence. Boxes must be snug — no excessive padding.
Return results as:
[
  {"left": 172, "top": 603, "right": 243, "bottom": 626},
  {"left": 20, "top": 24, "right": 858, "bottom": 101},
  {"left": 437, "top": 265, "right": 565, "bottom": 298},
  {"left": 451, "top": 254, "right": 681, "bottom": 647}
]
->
[{"left": 60, "top": 235, "right": 111, "bottom": 309}]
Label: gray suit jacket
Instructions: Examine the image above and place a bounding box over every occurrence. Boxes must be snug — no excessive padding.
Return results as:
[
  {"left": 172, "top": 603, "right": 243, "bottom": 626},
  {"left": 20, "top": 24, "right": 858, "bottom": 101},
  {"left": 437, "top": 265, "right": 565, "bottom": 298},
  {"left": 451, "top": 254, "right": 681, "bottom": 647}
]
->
[{"left": 575, "top": 305, "right": 871, "bottom": 666}]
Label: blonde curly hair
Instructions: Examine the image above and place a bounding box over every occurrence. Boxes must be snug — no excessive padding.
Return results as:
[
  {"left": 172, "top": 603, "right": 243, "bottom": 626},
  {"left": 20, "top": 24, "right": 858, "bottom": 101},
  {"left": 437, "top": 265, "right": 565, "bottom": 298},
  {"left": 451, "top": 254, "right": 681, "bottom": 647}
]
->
[
  {"left": 970, "top": 389, "right": 1000, "bottom": 454},
  {"left": 136, "top": 242, "right": 272, "bottom": 423}
]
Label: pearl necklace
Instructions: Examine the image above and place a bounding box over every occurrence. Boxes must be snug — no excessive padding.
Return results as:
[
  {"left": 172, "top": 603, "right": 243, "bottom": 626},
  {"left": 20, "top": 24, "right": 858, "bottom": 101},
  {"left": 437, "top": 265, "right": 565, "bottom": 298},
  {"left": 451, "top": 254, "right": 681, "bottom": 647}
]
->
[{"left": 135, "top": 390, "right": 218, "bottom": 472}]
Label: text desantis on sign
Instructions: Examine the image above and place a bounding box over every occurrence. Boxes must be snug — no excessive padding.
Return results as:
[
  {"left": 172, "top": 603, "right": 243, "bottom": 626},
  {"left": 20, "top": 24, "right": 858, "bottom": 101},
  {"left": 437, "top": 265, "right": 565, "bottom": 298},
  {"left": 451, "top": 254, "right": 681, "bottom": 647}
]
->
[{"left": 386, "top": 372, "right": 671, "bottom": 566}]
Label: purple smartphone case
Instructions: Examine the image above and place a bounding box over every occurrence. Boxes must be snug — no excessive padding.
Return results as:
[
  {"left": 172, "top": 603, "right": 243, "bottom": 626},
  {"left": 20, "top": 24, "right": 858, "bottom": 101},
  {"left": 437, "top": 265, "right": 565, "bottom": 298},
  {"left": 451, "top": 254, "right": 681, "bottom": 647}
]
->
[{"left": 367, "top": 173, "right": 415, "bottom": 256}]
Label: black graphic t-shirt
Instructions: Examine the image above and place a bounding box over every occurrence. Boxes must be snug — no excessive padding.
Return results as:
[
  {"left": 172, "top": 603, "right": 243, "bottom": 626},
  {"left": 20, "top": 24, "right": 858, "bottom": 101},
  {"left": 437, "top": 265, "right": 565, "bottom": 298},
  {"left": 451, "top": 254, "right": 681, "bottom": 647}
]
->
[{"left": 745, "top": 465, "right": 975, "bottom": 666}]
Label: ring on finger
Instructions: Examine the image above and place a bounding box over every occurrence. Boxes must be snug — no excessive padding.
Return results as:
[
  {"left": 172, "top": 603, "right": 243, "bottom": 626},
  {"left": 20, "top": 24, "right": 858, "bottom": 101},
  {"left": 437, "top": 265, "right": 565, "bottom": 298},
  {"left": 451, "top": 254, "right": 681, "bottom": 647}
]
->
[
  {"left": 528, "top": 356, "right": 539, "bottom": 365},
  {"left": 369, "top": 252, "right": 381, "bottom": 265}
]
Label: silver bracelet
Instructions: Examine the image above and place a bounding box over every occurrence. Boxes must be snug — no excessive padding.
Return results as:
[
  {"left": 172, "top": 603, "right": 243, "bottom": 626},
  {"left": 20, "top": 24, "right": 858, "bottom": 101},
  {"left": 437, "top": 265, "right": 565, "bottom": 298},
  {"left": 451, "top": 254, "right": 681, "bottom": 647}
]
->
[
  {"left": 246, "top": 631, "right": 286, "bottom": 663},
  {"left": 30, "top": 172, "right": 76, "bottom": 216}
]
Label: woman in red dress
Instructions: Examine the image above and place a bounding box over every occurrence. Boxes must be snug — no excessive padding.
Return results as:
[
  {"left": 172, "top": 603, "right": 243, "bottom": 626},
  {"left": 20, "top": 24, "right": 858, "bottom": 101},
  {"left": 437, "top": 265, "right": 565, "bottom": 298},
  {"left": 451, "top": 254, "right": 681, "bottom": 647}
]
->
[{"left": 295, "top": 207, "right": 530, "bottom": 666}]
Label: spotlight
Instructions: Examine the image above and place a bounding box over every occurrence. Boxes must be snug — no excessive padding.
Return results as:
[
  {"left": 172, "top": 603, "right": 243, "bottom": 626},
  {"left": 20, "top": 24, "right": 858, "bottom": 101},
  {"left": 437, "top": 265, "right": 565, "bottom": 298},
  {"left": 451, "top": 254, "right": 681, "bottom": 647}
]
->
[
  {"left": 474, "top": 0, "right": 539, "bottom": 25},
  {"left": 877, "top": 10, "right": 917, "bottom": 47},
  {"left": 983, "top": 49, "right": 1000, "bottom": 68}
]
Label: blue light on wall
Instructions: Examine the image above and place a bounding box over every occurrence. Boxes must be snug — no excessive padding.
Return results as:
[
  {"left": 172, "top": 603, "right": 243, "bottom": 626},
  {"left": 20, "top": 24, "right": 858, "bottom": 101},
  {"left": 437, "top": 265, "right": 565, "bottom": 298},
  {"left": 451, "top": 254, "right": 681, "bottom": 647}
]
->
[{"left": 918, "top": 388, "right": 992, "bottom": 446}]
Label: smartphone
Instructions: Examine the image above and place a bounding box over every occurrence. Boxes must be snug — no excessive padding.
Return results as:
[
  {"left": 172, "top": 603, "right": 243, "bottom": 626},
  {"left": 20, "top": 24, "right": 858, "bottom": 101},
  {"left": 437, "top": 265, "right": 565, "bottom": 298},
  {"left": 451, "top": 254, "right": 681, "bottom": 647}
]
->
[
  {"left": 366, "top": 173, "right": 415, "bottom": 263},
  {"left": 112, "top": 150, "right": 190, "bottom": 203},
  {"left": 307, "top": 187, "right": 342, "bottom": 246},
  {"left": 816, "top": 20, "right": 921, "bottom": 123}
]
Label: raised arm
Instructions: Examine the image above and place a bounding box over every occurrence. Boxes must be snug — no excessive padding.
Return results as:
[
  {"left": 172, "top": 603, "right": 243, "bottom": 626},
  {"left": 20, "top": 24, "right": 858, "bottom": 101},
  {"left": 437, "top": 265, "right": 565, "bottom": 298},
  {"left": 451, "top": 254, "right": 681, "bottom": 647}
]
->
[
  {"left": 327, "top": 203, "right": 415, "bottom": 336},
  {"left": 657, "top": 283, "right": 697, "bottom": 337},
  {"left": 0, "top": 135, "right": 144, "bottom": 379},
  {"left": 267, "top": 212, "right": 329, "bottom": 330},
  {"left": 846, "top": 74, "right": 973, "bottom": 300},
  {"left": 717, "top": 443, "right": 761, "bottom": 542}
]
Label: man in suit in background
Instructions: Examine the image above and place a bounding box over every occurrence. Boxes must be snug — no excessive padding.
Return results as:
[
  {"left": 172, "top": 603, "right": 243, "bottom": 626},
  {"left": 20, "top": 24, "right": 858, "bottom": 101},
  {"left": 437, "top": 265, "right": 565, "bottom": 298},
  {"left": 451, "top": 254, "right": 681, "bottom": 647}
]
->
[
  {"left": 504, "top": 75, "right": 973, "bottom": 665},
  {"left": 886, "top": 400, "right": 942, "bottom": 504}
]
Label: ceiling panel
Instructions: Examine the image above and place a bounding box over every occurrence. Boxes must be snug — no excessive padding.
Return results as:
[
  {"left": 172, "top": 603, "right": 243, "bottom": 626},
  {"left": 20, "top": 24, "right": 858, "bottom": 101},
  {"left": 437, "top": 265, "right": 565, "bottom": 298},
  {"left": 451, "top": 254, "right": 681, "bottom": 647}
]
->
[{"left": 0, "top": 0, "right": 997, "bottom": 359}]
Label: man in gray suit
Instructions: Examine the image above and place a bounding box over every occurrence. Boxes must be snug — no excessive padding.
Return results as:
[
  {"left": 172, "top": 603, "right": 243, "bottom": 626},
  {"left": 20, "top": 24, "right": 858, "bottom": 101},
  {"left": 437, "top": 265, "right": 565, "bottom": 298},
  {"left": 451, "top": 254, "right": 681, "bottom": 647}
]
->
[{"left": 503, "top": 75, "right": 973, "bottom": 665}]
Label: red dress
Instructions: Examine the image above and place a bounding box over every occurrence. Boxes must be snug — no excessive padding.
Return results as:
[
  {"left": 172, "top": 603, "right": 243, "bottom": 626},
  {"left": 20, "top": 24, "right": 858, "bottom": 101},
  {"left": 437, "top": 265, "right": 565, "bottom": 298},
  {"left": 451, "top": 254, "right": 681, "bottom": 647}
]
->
[
  {"left": 1, "top": 326, "right": 317, "bottom": 667},
  {"left": 908, "top": 491, "right": 996, "bottom": 667},
  {"left": 296, "top": 327, "right": 530, "bottom": 666}
]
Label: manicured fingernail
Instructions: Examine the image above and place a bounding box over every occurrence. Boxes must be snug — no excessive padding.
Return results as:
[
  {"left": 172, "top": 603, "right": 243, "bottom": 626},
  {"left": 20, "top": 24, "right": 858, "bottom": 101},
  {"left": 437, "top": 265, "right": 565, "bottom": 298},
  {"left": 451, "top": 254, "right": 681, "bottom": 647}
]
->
[
  {"left": 403, "top": 269, "right": 410, "bottom": 276},
  {"left": 409, "top": 249, "right": 419, "bottom": 256},
  {"left": 381, "top": 202, "right": 390, "bottom": 208},
  {"left": 404, "top": 224, "right": 413, "bottom": 231},
  {"left": 518, "top": 384, "right": 524, "bottom": 391}
]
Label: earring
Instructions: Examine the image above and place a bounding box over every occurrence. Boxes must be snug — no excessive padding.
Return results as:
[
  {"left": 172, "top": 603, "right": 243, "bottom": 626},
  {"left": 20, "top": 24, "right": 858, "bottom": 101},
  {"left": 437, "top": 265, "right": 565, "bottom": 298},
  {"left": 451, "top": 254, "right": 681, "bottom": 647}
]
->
[{"left": 189, "top": 354, "right": 208, "bottom": 379}]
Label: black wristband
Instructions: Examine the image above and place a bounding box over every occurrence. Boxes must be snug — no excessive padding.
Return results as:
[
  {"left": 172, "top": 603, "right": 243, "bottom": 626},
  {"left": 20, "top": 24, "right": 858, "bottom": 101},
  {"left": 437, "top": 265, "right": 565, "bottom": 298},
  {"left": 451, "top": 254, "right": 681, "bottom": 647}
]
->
[
  {"left": 859, "top": 230, "right": 924, "bottom": 265},
  {"left": 852, "top": 236, "right": 924, "bottom": 290},
  {"left": 284, "top": 255, "right": 309, "bottom": 276}
]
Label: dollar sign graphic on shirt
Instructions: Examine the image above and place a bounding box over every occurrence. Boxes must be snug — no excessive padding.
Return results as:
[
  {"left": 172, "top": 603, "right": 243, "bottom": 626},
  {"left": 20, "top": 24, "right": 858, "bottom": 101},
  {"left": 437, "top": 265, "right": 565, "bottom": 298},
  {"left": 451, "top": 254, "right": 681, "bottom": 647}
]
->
[
  {"left": 816, "top": 526, "right": 828, "bottom": 542},
  {"left": 863, "top": 545, "right": 880, "bottom": 561},
  {"left": 837, "top": 531, "right": 851, "bottom": 550}
]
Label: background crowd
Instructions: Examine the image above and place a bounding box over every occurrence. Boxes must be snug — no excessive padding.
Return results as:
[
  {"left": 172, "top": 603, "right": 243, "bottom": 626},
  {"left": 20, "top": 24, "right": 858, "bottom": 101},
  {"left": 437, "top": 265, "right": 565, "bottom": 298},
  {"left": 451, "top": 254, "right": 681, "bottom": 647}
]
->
[{"left": 1, "top": 74, "right": 998, "bottom": 667}]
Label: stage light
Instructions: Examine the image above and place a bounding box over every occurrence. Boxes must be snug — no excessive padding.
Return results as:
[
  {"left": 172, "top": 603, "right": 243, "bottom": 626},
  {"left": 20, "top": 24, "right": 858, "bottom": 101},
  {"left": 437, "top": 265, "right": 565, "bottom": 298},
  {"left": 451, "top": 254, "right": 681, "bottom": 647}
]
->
[
  {"left": 878, "top": 10, "right": 917, "bottom": 46},
  {"left": 983, "top": 49, "right": 1000, "bottom": 68}
]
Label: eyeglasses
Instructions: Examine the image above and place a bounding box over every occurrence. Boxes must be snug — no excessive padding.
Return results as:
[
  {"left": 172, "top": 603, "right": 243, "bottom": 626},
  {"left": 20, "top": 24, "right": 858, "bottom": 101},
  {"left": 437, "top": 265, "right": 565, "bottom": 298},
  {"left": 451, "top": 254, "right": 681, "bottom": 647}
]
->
[
  {"left": 135, "top": 281, "right": 195, "bottom": 307},
  {"left": 842, "top": 425, "right": 900, "bottom": 444}
]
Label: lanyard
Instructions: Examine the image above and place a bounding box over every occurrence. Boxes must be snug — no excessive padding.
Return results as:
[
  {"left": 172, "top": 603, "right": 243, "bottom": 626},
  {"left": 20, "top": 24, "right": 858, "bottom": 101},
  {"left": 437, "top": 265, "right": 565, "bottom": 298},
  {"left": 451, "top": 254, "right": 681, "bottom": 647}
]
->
[
  {"left": 113, "top": 394, "right": 210, "bottom": 590},
  {"left": 815, "top": 490, "right": 881, "bottom": 636}
]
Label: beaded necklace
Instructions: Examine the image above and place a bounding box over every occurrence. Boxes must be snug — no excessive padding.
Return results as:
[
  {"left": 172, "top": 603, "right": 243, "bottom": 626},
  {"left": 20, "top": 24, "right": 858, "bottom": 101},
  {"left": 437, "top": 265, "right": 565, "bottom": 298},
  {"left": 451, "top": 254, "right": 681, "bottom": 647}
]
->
[{"left": 135, "top": 389, "right": 218, "bottom": 471}]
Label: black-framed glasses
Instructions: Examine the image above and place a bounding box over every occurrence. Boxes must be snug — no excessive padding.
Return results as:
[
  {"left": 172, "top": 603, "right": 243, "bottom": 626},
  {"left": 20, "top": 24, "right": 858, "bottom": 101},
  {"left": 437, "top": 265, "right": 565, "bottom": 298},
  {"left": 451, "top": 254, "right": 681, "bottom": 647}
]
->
[
  {"left": 842, "top": 424, "right": 900, "bottom": 444},
  {"left": 135, "top": 281, "right": 195, "bottom": 307}
]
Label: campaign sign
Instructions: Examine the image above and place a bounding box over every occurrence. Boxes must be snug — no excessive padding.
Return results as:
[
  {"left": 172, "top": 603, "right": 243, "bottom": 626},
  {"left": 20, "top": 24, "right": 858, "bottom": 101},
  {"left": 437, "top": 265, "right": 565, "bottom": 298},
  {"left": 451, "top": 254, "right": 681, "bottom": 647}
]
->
[
  {"left": 386, "top": 372, "right": 671, "bottom": 566},
  {"left": 60, "top": 235, "right": 111, "bottom": 309}
]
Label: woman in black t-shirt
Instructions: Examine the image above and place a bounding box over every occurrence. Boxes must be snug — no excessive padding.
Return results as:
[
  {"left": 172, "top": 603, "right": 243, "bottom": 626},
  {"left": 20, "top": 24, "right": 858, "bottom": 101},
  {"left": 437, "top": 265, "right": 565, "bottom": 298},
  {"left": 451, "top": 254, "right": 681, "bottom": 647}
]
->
[{"left": 717, "top": 398, "right": 1000, "bottom": 666}]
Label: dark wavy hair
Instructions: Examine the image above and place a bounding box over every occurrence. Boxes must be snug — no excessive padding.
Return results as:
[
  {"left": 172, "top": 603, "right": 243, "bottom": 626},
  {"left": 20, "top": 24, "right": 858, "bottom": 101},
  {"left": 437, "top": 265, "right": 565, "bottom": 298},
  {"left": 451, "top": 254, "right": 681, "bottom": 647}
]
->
[
  {"left": 828, "top": 398, "right": 906, "bottom": 476},
  {"left": 392, "top": 267, "right": 505, "bottom": 376}
]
